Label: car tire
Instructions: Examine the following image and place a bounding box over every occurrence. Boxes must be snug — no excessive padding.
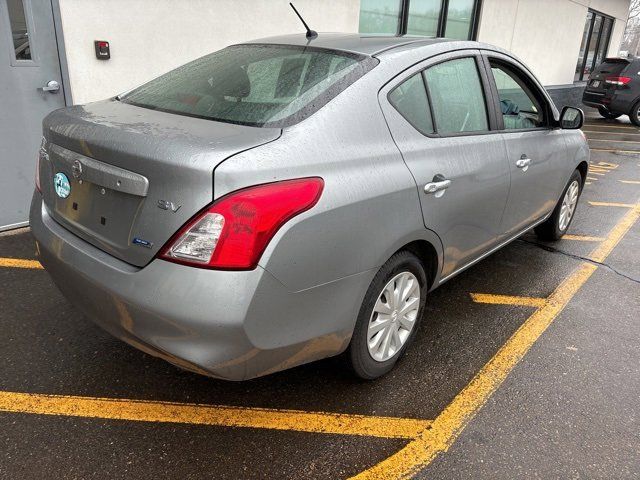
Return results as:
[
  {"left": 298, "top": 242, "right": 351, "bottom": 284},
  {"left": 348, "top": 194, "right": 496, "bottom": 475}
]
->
[
  {"left": 348, "top": 250, "right": 427, "bottom": 380},
  {"left": 597, "top": 107, "right": 621, "bottom": 120},
  {"left": 629, "top": 101, "right": 640, "bottom": 127},
  {"left": 534, "top": 169, "right": 583, "bottom": 241}
]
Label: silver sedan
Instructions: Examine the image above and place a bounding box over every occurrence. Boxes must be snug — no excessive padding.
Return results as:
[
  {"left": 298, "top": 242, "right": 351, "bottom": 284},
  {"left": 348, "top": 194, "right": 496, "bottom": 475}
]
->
[{"left": 30, "top": 34, "right": 588, "bottom": 380}]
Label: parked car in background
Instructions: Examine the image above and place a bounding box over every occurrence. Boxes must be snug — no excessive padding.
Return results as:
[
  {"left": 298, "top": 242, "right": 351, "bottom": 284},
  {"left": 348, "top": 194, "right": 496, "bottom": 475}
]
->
[
  {"left": 583, "top": 56, "right": 640, "bottom": 125},
  {"left": 31, "top": 35, "right": 588, "bottom": 381}
]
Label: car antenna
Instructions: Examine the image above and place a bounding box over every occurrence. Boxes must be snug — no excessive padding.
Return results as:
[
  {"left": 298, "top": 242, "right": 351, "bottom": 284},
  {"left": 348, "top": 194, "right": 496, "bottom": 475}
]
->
[{"left": 289, "top": 3, "right": 318, "bottom": 40}]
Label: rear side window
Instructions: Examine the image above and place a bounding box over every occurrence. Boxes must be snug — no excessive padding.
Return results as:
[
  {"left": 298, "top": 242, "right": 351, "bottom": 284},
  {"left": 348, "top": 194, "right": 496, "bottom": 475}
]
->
[
  {"left": 120, "top": 44, "right": 377, "bottom": 128},
  {"left": 424, "top": 57, "right": 488, "bottom": 134},
  {"left": 593, "top": 58, "right": 630, "bottom": 76},
  {"left": 389, "top": 73, "right": 434, "bottom": 135}
]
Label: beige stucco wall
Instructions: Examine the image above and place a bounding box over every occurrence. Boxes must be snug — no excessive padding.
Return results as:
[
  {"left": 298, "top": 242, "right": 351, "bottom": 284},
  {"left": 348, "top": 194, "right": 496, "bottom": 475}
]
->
[
  {"left": 58, "top": 0, "right": 360, "bottom": 104},
  {"left": 477, "top": 0, "right": 630, "bottom": 85}
]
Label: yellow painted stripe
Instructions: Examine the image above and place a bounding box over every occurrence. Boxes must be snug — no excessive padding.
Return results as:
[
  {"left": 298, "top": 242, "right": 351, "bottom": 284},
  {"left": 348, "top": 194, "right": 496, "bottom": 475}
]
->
[
  {"left": 0, "top": 257, "right": 42, "bottom": 269},
  {"left": 594, "top": 162, "right": 619, "bottom": 168},
  {"left": 587, "top": 171, "right": 605, "bottom": 176},
  {"left": 585, "top": 182, "right": 592, "bottom": 185},
  {"left": 588, "top": 138, "right": 640, "bottom": 144},
  {"left": 620, "top": 180, "right": 640, "bottom": 185},
  {"left": 586, "top": 177, "right": 598, "bottom": 181},
  {"left": 589, "top": 203, "right": 640, "bottom": 263},
  {"left": 351, "top": 263, "right": 598, "bottom": 480},
  {"left": 0, "top": 391, "right": 431, "bottom": 439},
  {"left": 353, "top": 203, "right": 640, "bottom": 480},
  {"left": 583, "top": 123, "right": 638, "bottom": 130},
  {"left": 563, "top": 234, "right": 605, "bottom": 242},
  {"left": 589, "top": 201, "right": 635, "bottom": 208},
  {"left": 583, "top": 130, "right": 640, "bottom": 136},
  {"left": 589, "top": 148, "right": 640, "bottom": 154},
  {"left": 470, "top": 293, "right": 545, "bottom": 308}
]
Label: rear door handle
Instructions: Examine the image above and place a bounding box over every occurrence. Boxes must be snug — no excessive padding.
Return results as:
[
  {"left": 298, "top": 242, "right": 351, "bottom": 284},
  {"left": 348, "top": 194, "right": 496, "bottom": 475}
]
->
[{"left": 424, "top": 179, "right": 451, "bottom": 195}]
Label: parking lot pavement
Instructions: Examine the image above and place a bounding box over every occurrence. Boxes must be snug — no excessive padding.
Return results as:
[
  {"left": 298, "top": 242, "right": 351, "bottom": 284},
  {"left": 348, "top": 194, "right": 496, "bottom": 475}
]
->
[{"left": 1, "top": 116, "right": 639, "bottom": 479}]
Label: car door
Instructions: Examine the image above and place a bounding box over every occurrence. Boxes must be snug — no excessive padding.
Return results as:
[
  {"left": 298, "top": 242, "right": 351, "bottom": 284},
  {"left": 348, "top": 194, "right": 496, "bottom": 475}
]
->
[
  {"left": 481, "top": 52, "right": 569, "bottom": 237},
  {"left": 379, "top": 50, "right": 510, "bottom": 280}
]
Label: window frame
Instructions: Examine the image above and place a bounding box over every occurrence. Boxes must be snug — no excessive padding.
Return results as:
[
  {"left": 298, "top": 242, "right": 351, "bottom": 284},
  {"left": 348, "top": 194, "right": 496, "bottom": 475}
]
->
[
  {"left": 388, "top": 72, "right": 435, "bottom": 135},
  {"left": 485, "top": 58, "right": 550, "bottom": 132},
  {"left": 1, "top": 0, "right": 39, "bottom": 67},
  {"left": 361, "top": 0, "right": 483, "bottom": 39},
  {"left": 384, "top": 50, "right": 499, "bottom": 139},
  {"left": 480, "top": 52, "right": 556, "bottom": 133},
  {"left": 575, "top": 9, "right": 615, "bottom": 82}
]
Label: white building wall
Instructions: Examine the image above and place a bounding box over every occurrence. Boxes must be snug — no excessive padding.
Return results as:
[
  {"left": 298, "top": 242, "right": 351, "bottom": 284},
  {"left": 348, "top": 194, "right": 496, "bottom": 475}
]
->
[
  {"left": 57, "top": 0, "right": 360, "bottom": 104},
  {"left": 477, "top": 0, "right": 630, "bottom": 86}
]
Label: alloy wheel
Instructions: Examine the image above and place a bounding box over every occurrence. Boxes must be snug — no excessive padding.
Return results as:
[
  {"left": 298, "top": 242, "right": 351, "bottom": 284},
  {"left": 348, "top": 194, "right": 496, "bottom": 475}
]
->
[{"left": 559, "top": 180, "right": 580, "bottom": 231}]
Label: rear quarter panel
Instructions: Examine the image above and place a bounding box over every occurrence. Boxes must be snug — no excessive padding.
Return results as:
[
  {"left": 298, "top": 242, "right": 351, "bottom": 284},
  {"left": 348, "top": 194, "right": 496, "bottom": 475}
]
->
[{"left": 213, "top": 71, "right": 443, "bottom": 292}]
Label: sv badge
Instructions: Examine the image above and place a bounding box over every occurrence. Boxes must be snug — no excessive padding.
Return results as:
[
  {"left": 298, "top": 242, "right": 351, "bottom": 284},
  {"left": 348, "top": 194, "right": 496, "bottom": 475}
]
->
[{"left": 157, "top": 199, "right": 182, "bottom": 213}]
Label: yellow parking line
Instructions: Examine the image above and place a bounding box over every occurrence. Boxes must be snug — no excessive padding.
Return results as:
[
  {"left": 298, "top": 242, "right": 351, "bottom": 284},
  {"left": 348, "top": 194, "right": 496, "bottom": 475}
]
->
[
  {"left": 470, "top": 293, "right": 545, "bottom": 308},
  {"left": 589, "top": 148, "right": 640, "bottom": 154},
  {"left": 0, "top": 257, "right": 42, "bottom": 269},
  {"left": 588, "top": 138, "right": 640, "bottom": 144},
  {"left": 586, "top": 177, "right": 598, "bottom": 181},
  {"left": 353, "top": 202, "right": 640, "bottom": 479},
  {"left": 589, "top": 203, "right": 640, "bottom": 263},
  {"left": 563, "top": 234, "right": 605, "bottom": 242},
  {"left": 620, "top": 180, "right": 640, "bottom": 185},
  {"left": 584, "top": 130, "right": 640, "bottom": 136},
  {"left": 589, "top": 201, "right": 635, "bottom": 208},
  {"left": 0, "top": 391, "right": 431, "bottom": 440}
]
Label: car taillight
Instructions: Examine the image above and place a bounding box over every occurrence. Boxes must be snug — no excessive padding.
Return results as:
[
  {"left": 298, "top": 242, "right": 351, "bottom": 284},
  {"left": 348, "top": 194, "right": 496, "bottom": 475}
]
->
[
  {"left": 159, "top": 177, "right": 324, "bottom": 270},
  {"left": 604, "top": 76, "right": 631, "bottom": 86}
]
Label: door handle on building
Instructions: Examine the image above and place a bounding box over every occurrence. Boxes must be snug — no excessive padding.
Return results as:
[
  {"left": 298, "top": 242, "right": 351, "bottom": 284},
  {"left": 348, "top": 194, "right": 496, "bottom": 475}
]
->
[{"left": 39, "top": 80, "right": 60, "bottom": 93}]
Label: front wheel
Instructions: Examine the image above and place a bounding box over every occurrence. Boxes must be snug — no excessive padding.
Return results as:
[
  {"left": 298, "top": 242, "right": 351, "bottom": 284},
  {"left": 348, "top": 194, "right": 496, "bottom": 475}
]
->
[
  {"left": 348, "top": 251, "right": 427, "bottom": 380},
  {"left": 598, "top": 107, "right": 621, "bottom": 120},
  {"left": 534, "top": 170, "right": 582, "bottom": 241}
]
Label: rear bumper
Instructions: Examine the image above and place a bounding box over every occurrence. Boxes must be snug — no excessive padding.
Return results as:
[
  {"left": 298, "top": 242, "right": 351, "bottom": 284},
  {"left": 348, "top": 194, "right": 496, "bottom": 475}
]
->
[
  {"left": 582, "top": 90, "right": 630, "bottom": 114},
  {"left": 30, "top": 192, "right": 367, "bottom": 380}
]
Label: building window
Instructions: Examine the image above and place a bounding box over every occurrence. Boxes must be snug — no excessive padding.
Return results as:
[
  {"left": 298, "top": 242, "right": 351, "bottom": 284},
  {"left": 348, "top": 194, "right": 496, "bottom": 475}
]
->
[
  {"left": 575, "top": 10, "right": 614, "bottom": 82},
  {"left": 359, "top": 0, "right": 482, "bottom": 40}
]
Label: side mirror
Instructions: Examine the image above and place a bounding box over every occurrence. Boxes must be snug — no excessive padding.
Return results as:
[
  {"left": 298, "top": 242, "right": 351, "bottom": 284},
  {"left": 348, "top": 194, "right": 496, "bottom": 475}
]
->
[{"left": 560, "top": 106, "right": 584, "bottom": 129}]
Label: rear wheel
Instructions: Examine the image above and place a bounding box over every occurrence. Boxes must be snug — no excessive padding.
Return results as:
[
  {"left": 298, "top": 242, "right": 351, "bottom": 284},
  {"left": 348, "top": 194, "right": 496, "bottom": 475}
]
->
[
  {"left": 534, "top": 169, "right": 582, "bottom": 241},
  {"left": 598, "top": 107, "right": 621, "bottom": 120},
  {"left": 348, "top": 251, "right": 427, "bottom": 380},
  {"left": 629, "top": 101, "right": 640, "bottom": 127}
]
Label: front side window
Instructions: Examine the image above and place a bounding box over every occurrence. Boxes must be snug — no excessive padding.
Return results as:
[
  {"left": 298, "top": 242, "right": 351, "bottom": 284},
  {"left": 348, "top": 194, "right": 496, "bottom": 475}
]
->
[
  {"left": 389, "top": 73, "right": 434, "bottom": 134},
  {"left": 120, "top": 44, "right": 377, "bottom": 128},
  {"left": 490, "top": 63, "right": 545, "bottom": 130},
  {"left": 424, "top": 57, "right": 488, "bottom": 134}
]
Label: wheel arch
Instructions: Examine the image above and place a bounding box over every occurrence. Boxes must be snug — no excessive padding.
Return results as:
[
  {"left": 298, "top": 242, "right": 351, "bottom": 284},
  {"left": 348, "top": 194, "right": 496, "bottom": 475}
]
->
[{"left": 576, "top": 160, "right": 589, "bottom": 188}]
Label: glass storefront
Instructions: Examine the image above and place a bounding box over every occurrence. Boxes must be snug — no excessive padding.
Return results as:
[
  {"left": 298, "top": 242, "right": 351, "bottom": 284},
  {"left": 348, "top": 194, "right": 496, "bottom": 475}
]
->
[
  {"left": 575, "top": 10, "right": 614, "bottom": 82},
  {"left": 359, "top": 0, "right": 481, "bottom": 40}
]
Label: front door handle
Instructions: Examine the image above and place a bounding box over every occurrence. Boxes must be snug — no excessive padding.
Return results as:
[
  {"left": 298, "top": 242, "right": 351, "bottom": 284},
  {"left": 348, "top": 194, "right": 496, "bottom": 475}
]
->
[
  {"left": 39, "top": 80, "right": 60, "bottom": 93},
  {"left": 516, "top": 156, "right": 531, "bottom": 170},
  {"left": 424, "top": 178, "right": 451, "bottom": 195}
]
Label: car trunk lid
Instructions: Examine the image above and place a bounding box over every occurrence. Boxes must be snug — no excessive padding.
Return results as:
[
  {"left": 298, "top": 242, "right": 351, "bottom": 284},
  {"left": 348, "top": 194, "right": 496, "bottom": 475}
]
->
[{"left": 41, "top": 100, "right": 281, "bottom": 267}]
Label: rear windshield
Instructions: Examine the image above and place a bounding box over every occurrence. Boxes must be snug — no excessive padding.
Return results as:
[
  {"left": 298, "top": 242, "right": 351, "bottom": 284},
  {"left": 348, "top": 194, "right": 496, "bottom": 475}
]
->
[
  {"left": 120, "top": 44, "right": 377, "bottom": 128},
  {"left": 593, "top": 58, "right": 630, "bottom": 76}
]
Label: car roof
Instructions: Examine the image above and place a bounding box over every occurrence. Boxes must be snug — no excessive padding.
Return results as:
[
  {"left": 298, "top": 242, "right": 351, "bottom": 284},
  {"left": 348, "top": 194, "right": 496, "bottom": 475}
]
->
[{"left": 243, "top": 33, "right": 455, "bottom": 56}]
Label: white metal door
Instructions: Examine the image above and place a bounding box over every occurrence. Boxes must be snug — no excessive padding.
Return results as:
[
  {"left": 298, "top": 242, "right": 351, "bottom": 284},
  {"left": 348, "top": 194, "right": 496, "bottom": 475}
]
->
[{"left": 0, "top": 0, "right": 66, "bottom": 230}]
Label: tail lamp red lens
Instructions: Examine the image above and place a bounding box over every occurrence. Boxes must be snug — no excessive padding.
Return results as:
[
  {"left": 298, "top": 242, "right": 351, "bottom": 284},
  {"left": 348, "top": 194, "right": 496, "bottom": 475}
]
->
[
  {"left": 604, "top": 76, "right": 631, "bottom": 86},
  {"left": 159, "top": 177, "right": 324, "bottom": 270}
]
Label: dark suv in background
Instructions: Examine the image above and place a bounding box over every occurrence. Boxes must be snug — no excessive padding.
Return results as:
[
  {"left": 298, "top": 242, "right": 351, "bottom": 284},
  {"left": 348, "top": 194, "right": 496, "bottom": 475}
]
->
[{"left": 582, "top": 57, "right": 640, "bottom": 126}]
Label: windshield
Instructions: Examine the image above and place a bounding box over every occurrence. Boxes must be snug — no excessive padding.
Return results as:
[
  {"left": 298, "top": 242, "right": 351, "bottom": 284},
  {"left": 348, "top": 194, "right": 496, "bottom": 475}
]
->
[{"left": 120, "top": 44, "right": 377, "bottom": 128}]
